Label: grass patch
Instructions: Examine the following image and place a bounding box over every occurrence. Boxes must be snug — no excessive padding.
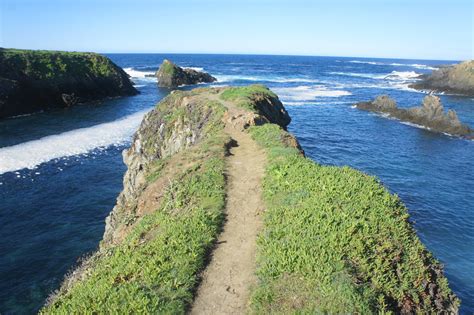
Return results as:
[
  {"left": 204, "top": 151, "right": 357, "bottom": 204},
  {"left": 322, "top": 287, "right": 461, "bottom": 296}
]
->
[
  {"left": 220, "top": 84, "right": 277, "bottom": 111},
  {"left": 248, "top": 123, "right": 458, "bottom": 313},
  {"left": 41, "top": 92, "right": 230, "bottom": 314},
  {"left": 159, "top": 60, "right": 177, "bottom": 76},
  {"left": 0, "top": 48, "right": 119, "bottom": 80}
]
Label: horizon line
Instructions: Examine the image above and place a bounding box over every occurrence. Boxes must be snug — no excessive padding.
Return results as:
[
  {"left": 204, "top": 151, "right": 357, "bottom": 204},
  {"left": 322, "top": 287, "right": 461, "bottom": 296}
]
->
[{"left": 1, "top": 47, "right": 463, "bottom": 62}]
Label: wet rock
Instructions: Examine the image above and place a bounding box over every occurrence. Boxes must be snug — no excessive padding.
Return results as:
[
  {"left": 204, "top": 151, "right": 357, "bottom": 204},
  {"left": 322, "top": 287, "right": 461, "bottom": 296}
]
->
[
  {"left": 409, "top": 60, "right": 474, "bottom": 95},
  {"left": 355, "top": 95, "right": 473, "bottom": 138}
]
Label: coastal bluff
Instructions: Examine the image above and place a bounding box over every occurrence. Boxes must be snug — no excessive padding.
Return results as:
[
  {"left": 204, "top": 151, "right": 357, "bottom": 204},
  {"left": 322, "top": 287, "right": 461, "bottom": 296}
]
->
[
  {"left": 410, "top": 60, "right": 474, "bottom": 96},
  {"left": 156, "top": 59, "right": 216, "bottom": 88},
  {"left": 0, "top": 48, "right": 137, "bottom": 119},
  {"left": 356, "top": 94, "right": 473, "bottom": 138},
  {"left": 42, "top": 85, "right": 458, "bottom": 314}
]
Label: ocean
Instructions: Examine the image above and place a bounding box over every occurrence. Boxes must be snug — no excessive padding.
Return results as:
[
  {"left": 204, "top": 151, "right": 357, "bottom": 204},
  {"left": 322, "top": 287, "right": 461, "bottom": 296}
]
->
[{"left": 0, "top": 54, "right": 472, "bottom": 314}]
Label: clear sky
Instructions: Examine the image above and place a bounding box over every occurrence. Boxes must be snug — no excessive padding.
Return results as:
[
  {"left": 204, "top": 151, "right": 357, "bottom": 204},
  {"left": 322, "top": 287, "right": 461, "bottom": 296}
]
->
[{"left": 0, "top": 0, "right": 472, "bottom": 60}]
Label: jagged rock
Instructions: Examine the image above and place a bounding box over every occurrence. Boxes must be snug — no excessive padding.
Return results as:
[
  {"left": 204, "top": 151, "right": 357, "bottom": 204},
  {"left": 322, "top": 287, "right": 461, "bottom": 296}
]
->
[
  {"left": 355, "top": 94, "right": 473, "bottom": 138},
  {"left": 0, "top": 48, "right": 138, "bottom": 118},
  {"left": 409, "top": 60, "right": 474, "bottom": 95},
  {"left": 156, "top": 59, "right": 216, "bottom": 88}
]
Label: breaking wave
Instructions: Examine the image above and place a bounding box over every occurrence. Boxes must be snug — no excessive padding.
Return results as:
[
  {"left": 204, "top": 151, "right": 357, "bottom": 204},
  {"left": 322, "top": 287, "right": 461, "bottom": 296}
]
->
[
  {"left": 124, "top": 67, "right": 155, "bottom": 78},
  {"left": 348, "top": 60, "right": 437, "bottom": 70},
  {"left": 0, "top": 110, "right": 149, "bottom": 174},
  {"left": 214, "top": 74, "right": 320, "bottom": 84},
  {"left": 272, "top": 86, "right": 351, "bottom": 101}
]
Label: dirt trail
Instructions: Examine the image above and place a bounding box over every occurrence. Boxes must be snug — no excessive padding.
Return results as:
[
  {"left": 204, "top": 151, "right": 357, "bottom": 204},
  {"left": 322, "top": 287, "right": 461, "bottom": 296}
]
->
[{"left": 190, "top": 98, "right": 266, "bottom": 314}]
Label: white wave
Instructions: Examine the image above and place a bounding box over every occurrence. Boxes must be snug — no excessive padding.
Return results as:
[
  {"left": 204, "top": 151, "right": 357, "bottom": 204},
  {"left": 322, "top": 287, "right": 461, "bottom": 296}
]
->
[
  {"left": 215, "top": 74, "right": 319, "bottom": 83},
  {"left": 184, "top": 67, "right": 204, "bottom": 72},
  {"left": 329, "top": 72, "right": 384, "bottom": 79},
  {"left": 348, "top": 60, "right": 436, "bottom": 70},
  {"left": 273, "top": 86, "right": 351, "bottom": 101},
  {"left": 284, "top": 100, "right": 350, "bottom": 106},
  {"left": 349, "top": 60, "right": 381, "bottom": 65},
  {"left": 0, "top": 110, "right": 149, "bottom": 174},
  {"left": 124, "top": 67, "right": 155, "bottom": 78},
  {"left": 383, "top": 71, "right": 421, "bottom": 81}
]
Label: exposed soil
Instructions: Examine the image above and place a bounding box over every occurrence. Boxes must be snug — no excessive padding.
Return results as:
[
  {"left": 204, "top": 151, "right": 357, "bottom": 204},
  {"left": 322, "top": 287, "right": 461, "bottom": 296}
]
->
[{"left": 190, "top": 99, "right": 267, "bottom": 314}]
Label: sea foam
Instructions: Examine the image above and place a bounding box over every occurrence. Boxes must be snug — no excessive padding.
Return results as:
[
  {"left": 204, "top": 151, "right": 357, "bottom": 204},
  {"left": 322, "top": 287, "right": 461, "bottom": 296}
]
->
[
  {"left": 124, "top": 67, "right": 155, "bottom": 78},
  {"left": 214, "top": 74, "right": 319, "bottom": 84},
  {"left": 273, "top": 86, "right": 351, "bottom": 101},
  {"left": 0, "top": 110, "right": 149, "bottom": 174}
]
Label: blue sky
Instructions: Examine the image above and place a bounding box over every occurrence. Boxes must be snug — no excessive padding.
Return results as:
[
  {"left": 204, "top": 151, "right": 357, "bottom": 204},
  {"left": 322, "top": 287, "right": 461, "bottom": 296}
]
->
[{"left": 0, "top": 0, "right": 472, "bottom": 60}]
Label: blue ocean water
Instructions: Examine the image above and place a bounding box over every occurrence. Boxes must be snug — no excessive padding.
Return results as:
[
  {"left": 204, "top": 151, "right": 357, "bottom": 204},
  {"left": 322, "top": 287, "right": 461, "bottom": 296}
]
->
[{"left": 0, "top": 54, "right": 472, "bottom": 314}]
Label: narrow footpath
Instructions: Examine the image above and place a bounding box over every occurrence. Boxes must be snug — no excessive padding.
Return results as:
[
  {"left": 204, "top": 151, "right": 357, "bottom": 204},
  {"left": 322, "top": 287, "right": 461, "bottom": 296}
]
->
[{"left": 190, "top": 102, "right": 267, "bottom": 314}]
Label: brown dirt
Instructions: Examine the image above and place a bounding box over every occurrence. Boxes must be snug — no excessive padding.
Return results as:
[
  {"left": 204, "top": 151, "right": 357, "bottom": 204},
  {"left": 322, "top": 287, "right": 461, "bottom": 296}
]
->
[{"left": 190, "top": 98, "right": 267, "bottom": 314}]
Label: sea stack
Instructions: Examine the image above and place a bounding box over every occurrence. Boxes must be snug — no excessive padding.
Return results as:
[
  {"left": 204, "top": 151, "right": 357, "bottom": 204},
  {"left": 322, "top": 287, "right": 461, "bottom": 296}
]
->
[
  {"left": 356, "top": 94, "right": 473, "bottom": 137},
  {"left": 409, "top": 60, "right": 474, "bottom": 95},
  {"left": 0, "top": 48, "right": 138, "bottom": 119},
  {"left": 156, "top": 59, "right": 216, "bottom": 88}
]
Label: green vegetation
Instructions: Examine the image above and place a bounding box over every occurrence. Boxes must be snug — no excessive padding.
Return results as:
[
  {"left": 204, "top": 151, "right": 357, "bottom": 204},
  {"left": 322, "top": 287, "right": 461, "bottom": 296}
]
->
[
  {"left": 160, "top": 60, "right": 177, "bottom": 76},
  {"left": 220, "top": 84, "right": 277, "bottom": 111},
  {"left": 248, "top": 123, "right": 458, "bottom": 313},
  {"left": 42, "top": 94, "right": 230, "bottom": 314},
  {"left": 0, "top": 48, "right": 118, "bottom": 80},
  {"left": 40, "top": 85, "right": 457, "bottom": 313}
]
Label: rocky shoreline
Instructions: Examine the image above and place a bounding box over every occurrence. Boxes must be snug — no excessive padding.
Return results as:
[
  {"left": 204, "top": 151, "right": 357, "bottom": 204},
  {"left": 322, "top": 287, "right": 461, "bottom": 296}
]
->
[
  {"left": 0, "top": 48, "right": 137, "bottom": 119},
  {"left": 356, "top": 95, "right": 473, "bottom": 138},
  {"left": 156, "top": 59, "right": 216, "bottom": 88},
  {"left": 409, "top": 60, "right": 474, "bottom": 96}
]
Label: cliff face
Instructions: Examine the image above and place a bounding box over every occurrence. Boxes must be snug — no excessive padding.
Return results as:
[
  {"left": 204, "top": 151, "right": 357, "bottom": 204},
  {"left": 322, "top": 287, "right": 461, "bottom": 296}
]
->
[
  {"left": 410, "top": 60, "right": 474, "bottom": 95},
  {"left": 356, "top": 95, "right": 473, "bottom": 138},
  {"left": 156, "top": 59, "right": 216, "bottom": 88},
  {"left": 42, "top": 85, "right": 458, "bottom": 314},
  {"left": 0, "top": 48, "right": 138, "bottom": 118}
]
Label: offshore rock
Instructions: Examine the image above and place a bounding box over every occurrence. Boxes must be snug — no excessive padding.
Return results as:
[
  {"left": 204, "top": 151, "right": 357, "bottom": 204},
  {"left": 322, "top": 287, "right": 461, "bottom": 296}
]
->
[
  {"left": 409, "top": 60, "right": 474, "bottom": 95},
  {"left": 356, "top": 95, "right": 473, "bottom": 138},
  {"left": 156, "top": 59, "right": 216, "bottom": 88}
]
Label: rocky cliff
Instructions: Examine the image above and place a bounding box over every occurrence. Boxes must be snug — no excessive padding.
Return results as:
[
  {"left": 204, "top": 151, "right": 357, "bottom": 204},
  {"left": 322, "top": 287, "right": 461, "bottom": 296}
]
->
[
  {"left": 356, "top": 94, "right": 473, "bottom": 138},
  {"left": 156, "top": 59, "right": 216, "bottom": 88},
  {"left": 409, "top": 60, "right": 474, "bottom": 95},
  {"left": 42, "top": 85, "right": 458, "bottom": 314},
  {"left": 0, "top": 48, "right": 138, "bottom": 118}
]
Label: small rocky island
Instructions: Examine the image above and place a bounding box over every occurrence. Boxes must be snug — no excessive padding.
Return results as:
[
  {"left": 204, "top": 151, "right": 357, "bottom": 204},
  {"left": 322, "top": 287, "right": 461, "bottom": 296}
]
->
[
  {"left": 0, "top": 48, "right": 138, "bottom": 119},
  {"left": 156, "top": 59, "right": 216, "bottom": 88},
  {"left": 356, "top": 95, "right": 473, "bottom": 138},
  {"left": 409, "top": 60, "right": 474, "bottom": 95}
]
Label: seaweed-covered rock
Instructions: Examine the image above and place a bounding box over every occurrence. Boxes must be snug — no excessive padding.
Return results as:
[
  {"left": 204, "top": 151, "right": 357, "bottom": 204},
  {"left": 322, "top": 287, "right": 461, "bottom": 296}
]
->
[
  {"left": 156, "top": 59, "right": 216, "bottom": 88},
  {"left": 0, "top": 48, "right": 138, "bottom": 118},
  {"left": 409, "top": 60, "right": 474, "bottom": 95},
  {"left": 356, "top": 95, "right": 473, "bottom": 137}
]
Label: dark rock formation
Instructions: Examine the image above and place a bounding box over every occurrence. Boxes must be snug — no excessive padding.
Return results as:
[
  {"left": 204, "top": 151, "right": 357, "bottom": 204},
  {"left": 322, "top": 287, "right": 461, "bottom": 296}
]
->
[
  {"left": 0, "top": 48, "right": 138, "bottom": 118},
  {"left": 356, "top": 95, "right": 473, "bottom": 138},
  {"left": 156, "top": 59, "right": 216, "bottom": 88},
  {"left": 409, "top": 60, "right": 474, "bottom": 95}
]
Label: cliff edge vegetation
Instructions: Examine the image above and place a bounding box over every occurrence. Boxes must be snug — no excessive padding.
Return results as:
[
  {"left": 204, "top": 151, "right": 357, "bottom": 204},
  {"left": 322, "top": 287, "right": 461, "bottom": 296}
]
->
[
  {"left": 409, "top": 60, "right": 474, "bottom": 96},
  {"left": 42, "top": 85, "right": 458, "bottom": 314},
  {"left": 0, "top": 48, "right": 137, "bottom": 118}
]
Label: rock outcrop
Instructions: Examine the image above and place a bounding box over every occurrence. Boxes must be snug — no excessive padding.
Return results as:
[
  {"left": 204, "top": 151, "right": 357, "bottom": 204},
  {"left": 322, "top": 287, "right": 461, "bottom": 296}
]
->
[
  {"left": 43, "top": 86, "right": 458, "bottom": 314},
  {"left": 156, "top": 59, "right": 216, "bottom": 88},
  {"left": 356, "top": 95, "right": 473, "bottom": 138},
  {"left": 409, "top": 60, "right": 474, "bottom": 95},
  {"left": 0, "top": 48, "right": 138, "bottom": 119}
]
